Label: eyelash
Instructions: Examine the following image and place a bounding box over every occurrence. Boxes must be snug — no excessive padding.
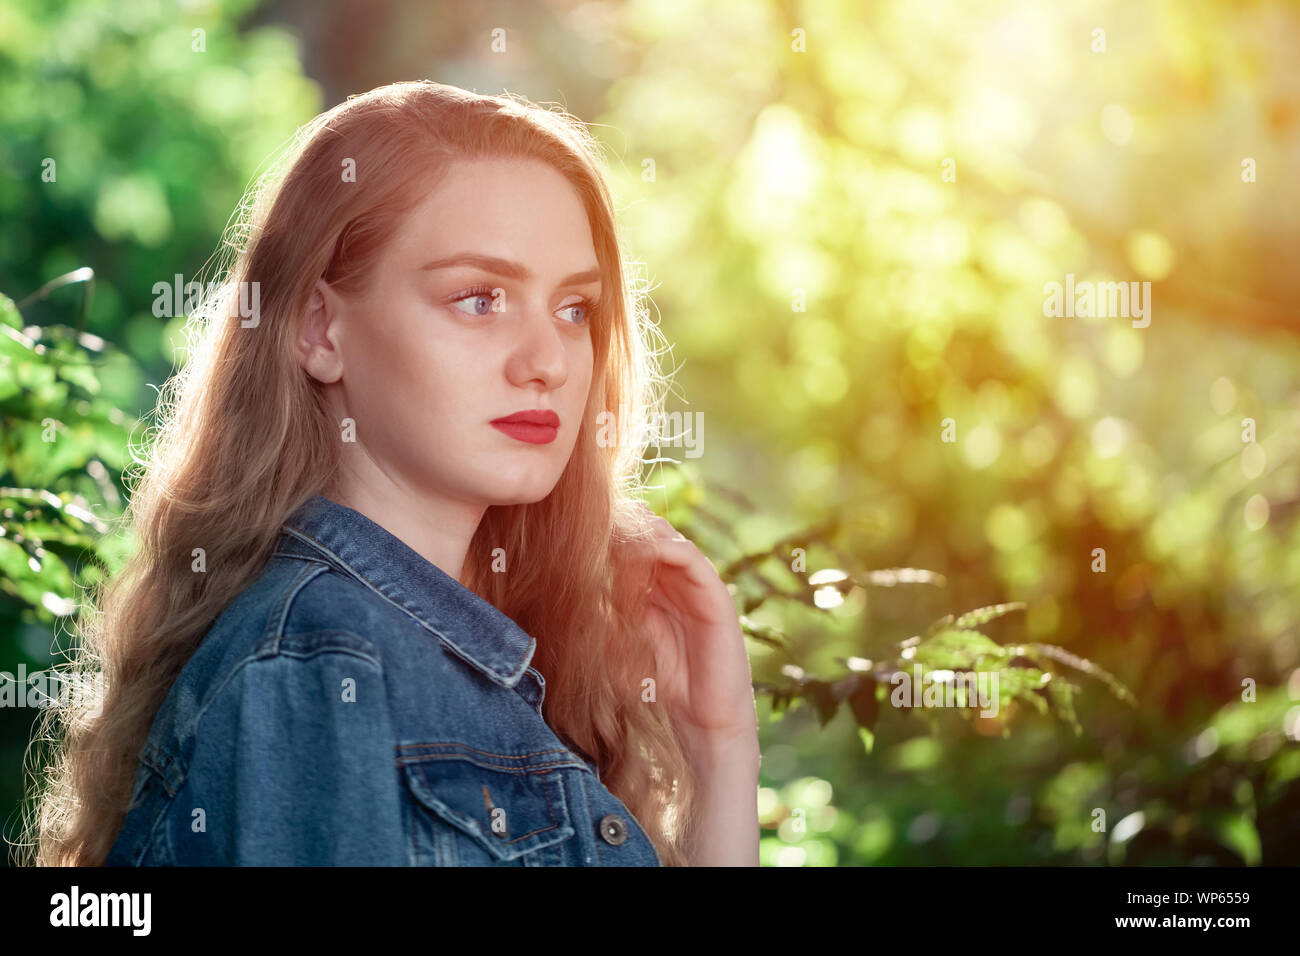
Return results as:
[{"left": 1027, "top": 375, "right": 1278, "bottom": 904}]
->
[{"left": 448, "top": 283, "right": 600, "bottom": 326}]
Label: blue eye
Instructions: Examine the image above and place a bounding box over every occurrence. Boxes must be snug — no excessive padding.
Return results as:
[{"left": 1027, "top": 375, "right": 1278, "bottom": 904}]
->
[
  {"left": 560, "top": 295, "right": 603, "bottom": 326},
  {"left": 449, "top": 285, "right": 497, "bottom": 316},
  {"left": 446, "top": 284, "right": 598, "bottom": 325},
  {"left": 558, "top": 299, "right": 591, "bottom": 325}
]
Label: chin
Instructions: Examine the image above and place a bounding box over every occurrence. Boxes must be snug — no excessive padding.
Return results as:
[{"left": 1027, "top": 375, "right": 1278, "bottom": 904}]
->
[{"left": 481, "top": 481, "right": 559, "bottom": 507}]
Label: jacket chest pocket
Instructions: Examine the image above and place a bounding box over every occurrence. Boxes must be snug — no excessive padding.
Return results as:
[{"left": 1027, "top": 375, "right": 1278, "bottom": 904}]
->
[{"left": 398, "top": 743, "right": 579, "bottom": 866}]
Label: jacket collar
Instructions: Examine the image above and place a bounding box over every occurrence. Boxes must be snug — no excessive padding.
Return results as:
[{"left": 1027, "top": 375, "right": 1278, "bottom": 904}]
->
[{"left": 278, "top": 493, "right": 536, "bottom": 688}]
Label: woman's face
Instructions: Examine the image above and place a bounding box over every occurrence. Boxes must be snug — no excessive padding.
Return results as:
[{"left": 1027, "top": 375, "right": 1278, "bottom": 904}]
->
[{"left": 304, "top": 157, "right": 599, "bottom": 509}]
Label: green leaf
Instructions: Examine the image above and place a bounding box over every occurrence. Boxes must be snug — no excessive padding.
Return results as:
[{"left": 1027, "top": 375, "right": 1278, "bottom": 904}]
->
[
  {"left": 1022, "top": 642, "right": 1137, "bottom": 706},
  {"left": 857, "top": 726, "right": 875, "bottom": 754},
  {"left": 952, "top": 602, "right": 1027, "bottom": 629},
  {"left": 739, "top": 615, "right": 789, "bottom": 649},
  {"left": 1044, "top": 679, "right": 1082, "bottom": 736},
  {"left": 848, "top": 675, "right": 880, "bottom": 729},
  {"left": 913, "top": 628, "right": 1008, "bottom": 669},
  {"left": 0, "top": 292, "right": 21, "bottom": 330},
  {"left": 806, "top": 680, "right": 838, "bottom": 726},
  {"left": 1210, "top": 811, "right": 1261, "bottom": 866}
]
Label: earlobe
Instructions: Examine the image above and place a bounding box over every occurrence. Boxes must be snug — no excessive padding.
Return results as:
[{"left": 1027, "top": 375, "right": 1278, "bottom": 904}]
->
[{"left": 299, "top": 279, "right": 345, "bottom": 384}]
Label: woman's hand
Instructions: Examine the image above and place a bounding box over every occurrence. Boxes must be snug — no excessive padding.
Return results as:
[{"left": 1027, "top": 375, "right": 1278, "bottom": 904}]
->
[
  {"left": 623, "top": 505, "right": 761, "bottom": 865},
  {"left": 625, "top": 505, "right": 758, "bottom": 759}
]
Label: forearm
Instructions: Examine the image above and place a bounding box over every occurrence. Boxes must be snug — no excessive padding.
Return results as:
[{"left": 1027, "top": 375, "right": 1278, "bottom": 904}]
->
[{"left": 681, "top": 731, "right": 761, "bottom": 866}]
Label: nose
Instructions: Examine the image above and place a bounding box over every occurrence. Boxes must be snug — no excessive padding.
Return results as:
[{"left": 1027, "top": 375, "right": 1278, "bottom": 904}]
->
[{"left": 505, "top": 300, "right": 568, "bottom": 391}]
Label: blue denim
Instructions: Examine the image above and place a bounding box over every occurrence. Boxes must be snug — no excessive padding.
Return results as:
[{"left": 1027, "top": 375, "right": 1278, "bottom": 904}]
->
[{"left": 104, "top": 494, "right": 662, "bottom": 866}]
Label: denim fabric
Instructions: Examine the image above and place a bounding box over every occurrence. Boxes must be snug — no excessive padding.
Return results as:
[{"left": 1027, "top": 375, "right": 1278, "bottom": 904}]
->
[{"left": 104, "top": 494, "right": 662, "bottom": 866}]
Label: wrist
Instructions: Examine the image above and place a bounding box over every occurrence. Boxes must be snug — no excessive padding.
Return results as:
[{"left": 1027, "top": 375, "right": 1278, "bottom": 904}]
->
[{"left": 681, "top": 723, "right": 760, "bottom": 772}]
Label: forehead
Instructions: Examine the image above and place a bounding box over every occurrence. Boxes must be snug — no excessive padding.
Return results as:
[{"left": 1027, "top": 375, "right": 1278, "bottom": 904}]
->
[{"left": 393, "top": 157, "right": 597, "bottom": 275}]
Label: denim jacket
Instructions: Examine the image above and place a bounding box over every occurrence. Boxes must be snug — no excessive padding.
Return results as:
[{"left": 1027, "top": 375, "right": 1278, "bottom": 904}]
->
[{"left": 104, "top": 494, "right": 662, "bottom": 866}]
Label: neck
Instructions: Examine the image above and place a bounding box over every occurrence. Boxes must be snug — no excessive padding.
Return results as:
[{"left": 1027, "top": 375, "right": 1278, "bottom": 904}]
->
[{"left": 324, "top": 463, "right": 486, "bottom": 585}]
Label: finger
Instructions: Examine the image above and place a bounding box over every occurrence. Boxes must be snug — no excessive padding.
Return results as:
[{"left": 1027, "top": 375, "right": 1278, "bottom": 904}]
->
[
  {"left": 622, "top": 535, "right": 697, "bottom": 564},
  {"left": 622, "top": 537, "right": 717, "bottom": 588},
  {"left": 653, "top": 521, "right": 688, "bottom": 542},
  {"left": 643, "top": 514, "right": 687, "bottom": 541},
  {"left": 632, "top": 502, "right": 687, "bottom": 540}
]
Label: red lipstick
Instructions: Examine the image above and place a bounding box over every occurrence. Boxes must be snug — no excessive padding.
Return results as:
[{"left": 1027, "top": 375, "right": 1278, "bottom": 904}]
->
[{"left": 491, "top": 409, "right": 560, "bottom": 444}]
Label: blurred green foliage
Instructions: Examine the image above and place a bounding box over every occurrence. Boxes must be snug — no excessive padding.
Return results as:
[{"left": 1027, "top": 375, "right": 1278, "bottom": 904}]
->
[
  {"left": 2, "top": 0, "right": 1298, "bottom": 866},
  {"left": 0, "top": 0, "right": 318, "bottom": 389},
  {"left": 0, "top": 289, "right": 134, "bottom": 610},
  {"left": 0, "top": 0, "right": 320, "bottom": 857},
  {"left": 601, "top": 0, "right": 1300, "bottom": 865}
]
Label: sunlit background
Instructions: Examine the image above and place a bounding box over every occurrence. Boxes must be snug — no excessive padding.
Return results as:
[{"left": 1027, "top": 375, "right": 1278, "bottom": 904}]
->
[{"left": 2, "top": 0, "right": 1299, "bottom": 866}]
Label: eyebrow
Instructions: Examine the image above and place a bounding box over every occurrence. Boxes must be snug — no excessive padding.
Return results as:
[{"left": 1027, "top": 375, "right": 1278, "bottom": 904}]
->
[{"left": 418, "top": 253, "right": 601, "bottom": 287}]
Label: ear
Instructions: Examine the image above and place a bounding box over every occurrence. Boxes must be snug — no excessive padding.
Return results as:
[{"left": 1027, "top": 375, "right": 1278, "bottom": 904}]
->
[{"left": 299, "top": 278, "right": 345, "bottom": 384}]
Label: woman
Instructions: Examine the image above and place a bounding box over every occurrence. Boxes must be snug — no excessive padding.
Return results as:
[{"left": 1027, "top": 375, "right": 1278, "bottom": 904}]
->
[{"left": 23, "top": 80, "right": 759, "bottom": 866}]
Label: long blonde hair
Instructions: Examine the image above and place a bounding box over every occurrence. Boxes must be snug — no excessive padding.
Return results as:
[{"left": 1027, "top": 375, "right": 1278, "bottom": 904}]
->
[{"left": 19, "top": 80, "right": 696, "bottom": 866}]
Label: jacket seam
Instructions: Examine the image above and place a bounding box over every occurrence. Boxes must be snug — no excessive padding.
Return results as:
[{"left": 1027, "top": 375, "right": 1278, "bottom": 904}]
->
[
  {"left": 278, "top": 525, "right": 527, "bottom": 687},
  {"left": 396, "top": 742, "right": 574, "bottom": 760},
  {"left": 145, "top": 795, "right": 174, "bottom": 866},
  {"left": 582, "top": 773, "right": 604, "bottom": 866},
  {"left": 168, "top": 641, "right": 387, "bottom": 792},
  {"left": 255, "top": 561, "right": 332, "bottom": 657},
  {"left": 123, "top": 790, "right": 172, "bottom": 866},
  {"left": 395, "top": 753, "right": 587, "bottom": 774},
  {"left": 201, "top": 644, "right": 387, "bottom": 729},
  {"left": 395, "top": 741, "right": 591, "bottom": 774}
]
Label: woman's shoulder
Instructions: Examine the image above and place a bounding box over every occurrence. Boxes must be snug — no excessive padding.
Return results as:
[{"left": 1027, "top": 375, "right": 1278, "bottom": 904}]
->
[
  {"left": 163, "top": 531, "right": 551, "bottom": 748},
  {"left": 193, "top": 551, "right": 386, "bottom": 671},
  {"left": 210, "top": 544, "right": 506, "bottom": 693},
  {"left": 147, "top": 551, "right": 452, "bottom": 753}
]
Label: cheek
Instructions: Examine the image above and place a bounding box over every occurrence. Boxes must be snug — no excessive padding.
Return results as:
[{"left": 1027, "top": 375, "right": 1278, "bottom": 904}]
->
[
  {"left": 396, "top": 340, "right": 484, "bottom": 425},
  {"left": 346, "top": 306, "right": 480, "bottom": 426},
  {"left": 571, "top": 339, "right": 595, "bottom": 402}
]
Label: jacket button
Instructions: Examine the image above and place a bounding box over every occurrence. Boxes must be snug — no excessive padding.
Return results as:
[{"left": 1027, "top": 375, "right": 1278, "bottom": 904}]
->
[{"left": 598, "top": 814, "right": 628, "bottom": 846}]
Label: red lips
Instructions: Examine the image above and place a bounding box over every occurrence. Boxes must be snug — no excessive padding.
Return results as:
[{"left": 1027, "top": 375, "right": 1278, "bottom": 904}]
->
[
  {"left": 491, "top": 409, "right": 560, "bottom": 445},
  {"left": 491, "top": 410, "right": 560, "bottom": 427}
]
